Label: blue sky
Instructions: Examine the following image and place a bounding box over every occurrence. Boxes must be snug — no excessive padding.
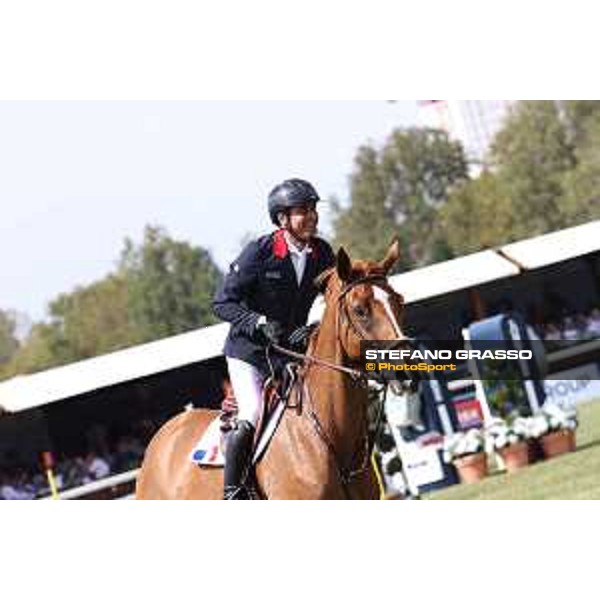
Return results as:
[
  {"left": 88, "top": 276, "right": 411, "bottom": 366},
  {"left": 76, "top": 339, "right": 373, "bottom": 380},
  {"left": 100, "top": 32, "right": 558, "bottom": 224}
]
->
[{"left": 0, "top": 101, "right": 419, "bottom": 320}]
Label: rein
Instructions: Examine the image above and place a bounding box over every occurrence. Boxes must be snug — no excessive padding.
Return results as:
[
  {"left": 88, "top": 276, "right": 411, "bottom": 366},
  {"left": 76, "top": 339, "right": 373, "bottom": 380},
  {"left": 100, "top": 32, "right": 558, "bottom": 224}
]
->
[
  {"left": 269, "top": 273, "right": 403, "bottom": 496},
  {"left": 270, "top": 274, "right": 401, "bottom": 380}
]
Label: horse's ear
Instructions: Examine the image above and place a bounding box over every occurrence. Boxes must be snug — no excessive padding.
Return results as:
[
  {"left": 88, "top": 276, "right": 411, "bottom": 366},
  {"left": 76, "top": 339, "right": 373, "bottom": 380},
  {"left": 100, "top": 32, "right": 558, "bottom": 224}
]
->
[
  {"left": 336, "top": 247, "right": 352, "bottom": 282},
  {"left": 379, "top": 238, "right": 401, "bottom": 273}
]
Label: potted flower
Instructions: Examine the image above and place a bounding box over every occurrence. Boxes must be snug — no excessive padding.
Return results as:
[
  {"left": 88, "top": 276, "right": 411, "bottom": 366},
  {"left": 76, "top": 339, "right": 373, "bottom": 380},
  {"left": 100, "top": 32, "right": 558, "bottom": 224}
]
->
[
  {"left": 484, "top": 417, "right": 530, "bottom": 473},
  {"left": 537, "top": 405, "right": 578, "bottom": 458},
  {"left": 443, "top": 429, "right": 488, "bottom": 484}
]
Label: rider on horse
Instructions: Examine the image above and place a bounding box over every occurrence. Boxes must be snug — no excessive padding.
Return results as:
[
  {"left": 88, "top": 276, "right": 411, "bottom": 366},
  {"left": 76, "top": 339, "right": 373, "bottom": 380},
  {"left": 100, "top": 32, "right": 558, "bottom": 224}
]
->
[{"left": 213, "top": 178, "right": 335, "bottom": 499}]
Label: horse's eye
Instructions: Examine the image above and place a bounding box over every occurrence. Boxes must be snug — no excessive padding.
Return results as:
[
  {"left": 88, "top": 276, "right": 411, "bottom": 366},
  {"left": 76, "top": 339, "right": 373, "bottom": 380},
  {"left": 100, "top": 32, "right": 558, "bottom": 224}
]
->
[{"left": 354, "top": 305, "right": 369, "bottom": 319}]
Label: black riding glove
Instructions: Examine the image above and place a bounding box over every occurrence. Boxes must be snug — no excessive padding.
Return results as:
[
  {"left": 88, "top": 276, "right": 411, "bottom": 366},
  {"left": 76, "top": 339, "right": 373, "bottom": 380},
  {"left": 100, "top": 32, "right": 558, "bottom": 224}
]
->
[
  {"left": 256, "top": 320, "right": 287, "bottom": 346},
  {"left": 288, "top": 323, "right": 318, "bottom": 351}
]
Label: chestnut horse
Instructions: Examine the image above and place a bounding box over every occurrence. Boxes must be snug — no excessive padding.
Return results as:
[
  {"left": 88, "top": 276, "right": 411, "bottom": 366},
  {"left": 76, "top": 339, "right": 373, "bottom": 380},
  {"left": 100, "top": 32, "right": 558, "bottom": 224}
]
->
[{"left": 136, "top": 240, "right": 406, "bottom": 499}]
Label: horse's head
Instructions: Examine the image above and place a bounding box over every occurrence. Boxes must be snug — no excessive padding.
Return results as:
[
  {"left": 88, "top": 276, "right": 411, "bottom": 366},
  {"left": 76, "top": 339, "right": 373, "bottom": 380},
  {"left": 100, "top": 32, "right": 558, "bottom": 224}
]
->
[{"left": 315, "top": 239, "right": 408, "bottom": 361}]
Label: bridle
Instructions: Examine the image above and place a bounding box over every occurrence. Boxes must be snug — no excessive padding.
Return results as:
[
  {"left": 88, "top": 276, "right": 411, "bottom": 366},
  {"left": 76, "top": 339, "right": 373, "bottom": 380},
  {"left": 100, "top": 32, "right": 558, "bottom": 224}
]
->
[
  {"left": 270, "top": 272, "right": 409, "bottom": 496},
  {"left": 336, "top": 274, "right": 407, "bottom": 353},
  {"left": 271, "top": 274, "right": 407, "bottom": 379}
]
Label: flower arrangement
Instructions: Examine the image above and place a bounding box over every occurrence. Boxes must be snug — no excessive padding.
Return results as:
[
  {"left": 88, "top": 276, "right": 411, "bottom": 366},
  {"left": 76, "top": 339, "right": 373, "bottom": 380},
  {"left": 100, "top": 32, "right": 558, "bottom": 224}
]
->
[
  {"left": 483, "top": 417, "right": 528, "bottom": 451},
  {"left": 534, "top": 404, "right": 578, "bottom": 457},
  {"left": 442, "top": 428, "right": 485, "bottom": 463},
  {"left": 540, "top": 404, "right": 578, "bottom": 432},
  {"left": 504, "top": 405, "right": 578, "bottom": 440}
]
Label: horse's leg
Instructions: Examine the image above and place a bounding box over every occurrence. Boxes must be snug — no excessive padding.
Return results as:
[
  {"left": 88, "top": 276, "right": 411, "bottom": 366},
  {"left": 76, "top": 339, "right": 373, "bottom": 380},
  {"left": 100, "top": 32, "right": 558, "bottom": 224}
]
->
[{"left": 136, "top": 409, "right": 223, "bottom": 499}]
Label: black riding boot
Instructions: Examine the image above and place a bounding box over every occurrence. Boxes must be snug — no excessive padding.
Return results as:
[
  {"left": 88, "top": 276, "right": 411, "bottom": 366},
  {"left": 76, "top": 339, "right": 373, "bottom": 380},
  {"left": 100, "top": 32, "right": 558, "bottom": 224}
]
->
[{"left": 223, "top": 420, "right": 255, "bottom": 500}]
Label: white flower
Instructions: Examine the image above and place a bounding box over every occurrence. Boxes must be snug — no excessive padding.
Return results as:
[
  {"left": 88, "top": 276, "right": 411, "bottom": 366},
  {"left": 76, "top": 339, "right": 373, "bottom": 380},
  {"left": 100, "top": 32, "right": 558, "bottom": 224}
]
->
[
  {"left": 443, "top": 428, "right": 485, "bottom": 462},
  {"left": 540, "top": 404, "right": 578, "bottom": 432}
]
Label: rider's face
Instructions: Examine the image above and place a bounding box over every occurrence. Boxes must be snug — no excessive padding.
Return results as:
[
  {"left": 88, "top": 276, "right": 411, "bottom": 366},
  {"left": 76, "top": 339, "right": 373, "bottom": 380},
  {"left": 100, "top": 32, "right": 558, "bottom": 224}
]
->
[{"left": 283, "top": 202, "right": 318, "bottom": 241}]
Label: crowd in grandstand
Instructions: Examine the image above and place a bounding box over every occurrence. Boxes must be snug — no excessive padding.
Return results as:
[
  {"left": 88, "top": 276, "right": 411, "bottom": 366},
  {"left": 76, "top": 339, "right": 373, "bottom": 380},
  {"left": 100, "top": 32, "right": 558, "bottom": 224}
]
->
[
  {"left": 0, "top": 426, "right": 150, "bottom": 500},
  {"left": 541, "top": 308, "right": 600, "bottom": 344}
]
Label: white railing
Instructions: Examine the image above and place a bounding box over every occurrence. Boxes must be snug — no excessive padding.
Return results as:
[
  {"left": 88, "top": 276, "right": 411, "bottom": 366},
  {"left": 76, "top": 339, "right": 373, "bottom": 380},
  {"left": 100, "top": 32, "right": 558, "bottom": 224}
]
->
[{"left": 40, "top": 468, "right": 139, "bottom": 500}]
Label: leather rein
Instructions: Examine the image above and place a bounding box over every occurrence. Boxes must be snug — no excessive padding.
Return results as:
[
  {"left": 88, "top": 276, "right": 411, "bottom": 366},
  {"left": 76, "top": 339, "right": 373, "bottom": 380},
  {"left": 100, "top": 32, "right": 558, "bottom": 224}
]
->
[{"left": 270, "top": 274, "right": 405, "bottom": 495}]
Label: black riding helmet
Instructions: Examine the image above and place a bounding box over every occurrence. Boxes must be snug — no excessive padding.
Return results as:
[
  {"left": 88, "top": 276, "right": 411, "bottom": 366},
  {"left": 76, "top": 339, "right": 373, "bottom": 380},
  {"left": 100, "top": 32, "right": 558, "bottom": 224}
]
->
[{"left": 267, "top": 178, "right": 321, "bottom": 226}]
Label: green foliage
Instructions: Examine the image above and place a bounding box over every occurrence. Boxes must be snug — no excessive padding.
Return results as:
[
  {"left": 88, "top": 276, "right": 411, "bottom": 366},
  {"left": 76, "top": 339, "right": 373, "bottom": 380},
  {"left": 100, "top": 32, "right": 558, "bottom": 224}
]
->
[
  {"left": 490, "top": 101, "right": 576, "bottom": 236},
  {"left": 440, "top": 172, "right": 518, "bottom": 255},
  {"left": 0, "top": 309, "right": 19, "bottom": 366},
  {"left": 440, "top": 101, "right": 600, "bottom": 257},
  {"left": 119, "top": 225, "right": 222, "bottom": 342},
  {"left": 560, "top": 108, "right": 600, "bottom": 224},
  {"left": 1, "top": 226, "right": 222, "bottom": 380},
  {"left": 560, "top": 100, "right": 600, "bottom": 149},
  {"left": 332, "top": 145, "right": 399, "bottom": 267},
  {"left": 332, "top": 128, "right": 468, "bottom": 269},
  {"left": 2, "top": 322, "right": 62, "bottom": 377},
  {"left": 2, "top": 275, "right": 135, "bottom": 377},
  {"left": 488, "top": 101, "right": 600, "bottom": 239}
]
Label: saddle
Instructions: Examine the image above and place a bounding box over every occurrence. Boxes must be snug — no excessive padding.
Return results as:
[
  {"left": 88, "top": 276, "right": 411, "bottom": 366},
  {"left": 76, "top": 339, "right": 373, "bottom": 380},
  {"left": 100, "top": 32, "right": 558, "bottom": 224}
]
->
[{"left": 190, "top": 362, "right": 302, "bottom": 468}]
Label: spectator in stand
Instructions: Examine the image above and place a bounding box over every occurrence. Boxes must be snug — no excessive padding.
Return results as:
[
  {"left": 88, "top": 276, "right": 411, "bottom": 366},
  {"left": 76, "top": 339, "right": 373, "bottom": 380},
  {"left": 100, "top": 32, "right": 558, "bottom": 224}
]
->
[
  {"left": 573, "top": 313, "right": 589, "bottom": 338},
  {"left": 113, "top": 436, "right": 144, "bottom": 472},
  {"left": 544, "top": 323, "right": 562, "bottom": 341},
  {"left": 59, "top": 457, "right": 87, "bottom": 489},
  {"left": 1, "top": 417, "right": 159, "bottom": 497},
  {"left": 84, "top": 451, "right": 111, "bottom": 481},
  {"left": 586, "top": 308, "right": 600, "bottom": 337},
  {"left": 562, "top": 317, "right": 579, "bottom": 341},
  {"left": 0, "top": 470, "right": 35, "bottom": 500}
]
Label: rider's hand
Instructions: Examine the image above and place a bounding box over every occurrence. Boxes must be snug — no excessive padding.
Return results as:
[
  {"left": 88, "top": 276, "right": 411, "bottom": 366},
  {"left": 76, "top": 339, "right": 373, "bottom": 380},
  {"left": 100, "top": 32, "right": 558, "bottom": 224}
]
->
[
  {"left": 288, "top": 323, "right": 318, "bottom": 351},
  {"left": 256, "top": 318, "right": 286, "bottom": 345}
]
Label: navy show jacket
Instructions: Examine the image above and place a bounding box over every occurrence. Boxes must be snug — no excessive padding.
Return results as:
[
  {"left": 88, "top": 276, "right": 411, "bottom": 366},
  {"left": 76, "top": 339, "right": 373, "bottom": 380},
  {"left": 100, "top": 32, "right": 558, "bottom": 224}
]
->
[{"left": 213, "top": 229, "right": 335, "bottom": 374}]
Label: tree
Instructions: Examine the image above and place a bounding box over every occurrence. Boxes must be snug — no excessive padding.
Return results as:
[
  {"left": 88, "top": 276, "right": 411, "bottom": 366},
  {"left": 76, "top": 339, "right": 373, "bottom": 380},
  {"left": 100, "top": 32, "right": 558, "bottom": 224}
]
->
[
  {"left": 560, "top": 109, "right": 600, "bottom": 224},
  {"left": 332, "top": 128, "right": 468, "bottom": 269},
  {"left": 120, "top": 225, "right": 222, "bottom": 342},
  {"left": 332, "top": 145, "right": 400, "bottom": 267},
  {"left": 46, "top": 273, "right": 137, "bottom": 362},
  {"left": 560, "top": 100, "right": 600, "bottom": 149},
  {"left": 0, "top": 309, "right": 19, "bottom": 366},
  {"left": 1, "top": 226, "right": 223, "bottom": 380},
  {"left": 1, "top": 274, "right": 136, "bottom": 378},
  {"left": 490, "top": 101, "right": 600, "bottom": 238},
  {"left": 491, "top": 101, "right": 578, "bottom": 237},
  {"left": 1, "top": 322, "right": 60, "bottom": 378},
  {"left": 440, "top": 172, "right": 519, "bottom": 255}
]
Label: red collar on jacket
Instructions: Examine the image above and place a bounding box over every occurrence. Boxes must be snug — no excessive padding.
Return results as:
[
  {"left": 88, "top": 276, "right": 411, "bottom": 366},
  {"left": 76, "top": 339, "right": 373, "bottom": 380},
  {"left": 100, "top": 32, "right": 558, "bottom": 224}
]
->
[{"left": 272, "top": 229, "right": 319, "bottom": 260}]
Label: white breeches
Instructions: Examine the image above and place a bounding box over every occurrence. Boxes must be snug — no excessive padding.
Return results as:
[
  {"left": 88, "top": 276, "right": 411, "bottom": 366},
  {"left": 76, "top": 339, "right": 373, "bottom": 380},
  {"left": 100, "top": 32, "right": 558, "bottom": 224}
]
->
[{"left": 225, "top": 357, "right": 265, "bottom": 427}]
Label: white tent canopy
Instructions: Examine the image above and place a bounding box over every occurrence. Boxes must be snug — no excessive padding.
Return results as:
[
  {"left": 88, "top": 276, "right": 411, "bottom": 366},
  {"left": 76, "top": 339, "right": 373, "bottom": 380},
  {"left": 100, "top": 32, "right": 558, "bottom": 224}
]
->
[
  {"left": 501, "top": 220, "right": 600, "bottom": 270},
  {"left": 0, "top": 323, "right": 228, "bottom": 414},
  {"left": 307, "top": 249, "right": 520, "bottom": 322},
  {"left": 2, "top": 219, "right": 600, "bottom": 414},
  {"left": 389, "top": 250, "right": 519, "bottom": 304}
]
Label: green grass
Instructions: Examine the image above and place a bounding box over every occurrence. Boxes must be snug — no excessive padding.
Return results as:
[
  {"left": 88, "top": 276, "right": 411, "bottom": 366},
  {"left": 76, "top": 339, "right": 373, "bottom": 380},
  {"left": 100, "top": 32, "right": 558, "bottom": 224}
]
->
[{"left": 426, "top": 400, "right": 600, "bottom": 500}]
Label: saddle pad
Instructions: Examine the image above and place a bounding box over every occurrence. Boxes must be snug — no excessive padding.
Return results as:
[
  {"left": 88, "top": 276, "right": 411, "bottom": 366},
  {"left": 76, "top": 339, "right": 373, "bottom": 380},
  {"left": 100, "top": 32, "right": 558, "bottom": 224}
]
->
[
  {"left": 190, "top": 400, "right": 287, "bottom": 468},
  {"left": 190, "top": 417, "right": 226, "bottom": 466}
]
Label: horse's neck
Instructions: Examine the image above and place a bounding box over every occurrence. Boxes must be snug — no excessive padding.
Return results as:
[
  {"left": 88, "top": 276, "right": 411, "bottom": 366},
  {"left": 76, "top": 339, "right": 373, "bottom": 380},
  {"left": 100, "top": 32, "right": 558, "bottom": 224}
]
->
[{"left": 305, "top": 300, "right": 369, "bottom": 459}]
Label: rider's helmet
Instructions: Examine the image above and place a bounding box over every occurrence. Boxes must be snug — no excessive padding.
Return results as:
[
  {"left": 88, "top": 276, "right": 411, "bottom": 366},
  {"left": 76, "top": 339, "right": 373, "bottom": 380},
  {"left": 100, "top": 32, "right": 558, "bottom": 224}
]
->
[{"left": 267, "top": 178, "right": 321, "bottom": 226}]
